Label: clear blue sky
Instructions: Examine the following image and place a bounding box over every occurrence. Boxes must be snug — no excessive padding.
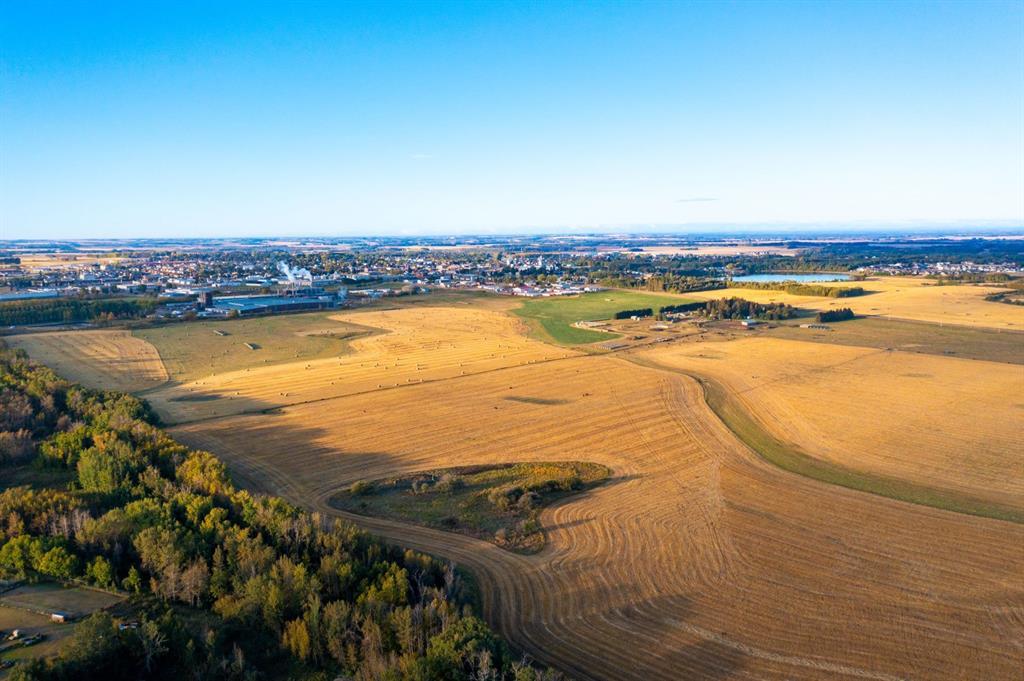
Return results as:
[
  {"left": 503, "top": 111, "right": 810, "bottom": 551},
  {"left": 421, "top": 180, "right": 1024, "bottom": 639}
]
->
[{"left": 2, "top": 0, "right": 1022, "bottom": 239}]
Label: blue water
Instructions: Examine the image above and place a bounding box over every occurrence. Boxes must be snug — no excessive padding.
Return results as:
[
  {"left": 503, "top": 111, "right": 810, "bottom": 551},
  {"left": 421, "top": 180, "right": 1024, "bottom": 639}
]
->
[{"left": 731, "top": 273, "right": 852, "bottom": 283}]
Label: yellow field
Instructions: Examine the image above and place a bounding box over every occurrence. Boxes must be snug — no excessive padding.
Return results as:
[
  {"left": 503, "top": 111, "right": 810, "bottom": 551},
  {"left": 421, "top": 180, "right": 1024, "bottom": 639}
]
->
[
  {"left": 172, "top": 355, "right": 1024, "bottom": 681},
  {"left": 637, "top": 336, "right": 1024, "bottom": 511},
  {"left": 6, "top": 330, "right": 168, "bottom": 393},
  {"left": 682, "top": 276, "right": 1024, "bottom": 329},
  {"left": 144, "top": 306, "right": 578, "bottom": 423},
  {"left": 11, "top": 295, "right": 1024, "bottom": 680},
  {"left": 15, "top": 253, "right": 134, "bottom": 270}
]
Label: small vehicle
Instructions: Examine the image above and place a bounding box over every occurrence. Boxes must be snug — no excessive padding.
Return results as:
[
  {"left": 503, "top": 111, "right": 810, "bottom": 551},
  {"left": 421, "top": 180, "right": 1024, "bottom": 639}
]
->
[{"left": 21, "top": 634, "right": 44, "bottom": 647}]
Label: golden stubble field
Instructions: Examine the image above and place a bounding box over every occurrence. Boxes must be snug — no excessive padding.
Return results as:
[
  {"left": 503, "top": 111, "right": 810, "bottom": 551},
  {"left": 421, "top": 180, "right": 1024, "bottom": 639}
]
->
[
  {"left": 143, "top": 306, "right": 578, "bottom": 423},
  {"left": 172, "top": 355, "right": 1024, "bottom": 681},
  {"left": 637, "top": 336, "right": 1024, "bottom": 512},
  {"left": 6, "top": 329, "right": 168, "bottom": 393},
  {"left": 684, "top": 276, "right": 1024, "bottom": 329},
  {"left": 9, "top": 298, "right": 1024, "bottom": 680}
]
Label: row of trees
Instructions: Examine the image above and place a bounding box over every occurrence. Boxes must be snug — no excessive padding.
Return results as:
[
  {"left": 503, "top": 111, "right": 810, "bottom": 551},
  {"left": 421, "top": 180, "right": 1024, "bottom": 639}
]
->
[
  {"left": 657, "top": 302, "right": 706, "bottom": 315},
  {"left": 612, "top": 308, "right": 653, "bottom": 319},
  {"left": 817, "top": 308, "right": 855, "bottom": 323},
  {"left": 0, "top": 342, "right": 558, "bottom": 681},
  {"left": 702, "top": 298, "right": 797, "bottom": 321},
  {"left": 727, "top": 281, "right": 866, "bottom": 298},
  {"left": 0, "top": 297, "right": 158, "bottom": 326}
]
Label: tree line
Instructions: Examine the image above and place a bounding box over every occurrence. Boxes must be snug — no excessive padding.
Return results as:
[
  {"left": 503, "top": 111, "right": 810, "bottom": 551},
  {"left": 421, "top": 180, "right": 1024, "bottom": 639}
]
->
[
  {"left": 702, "top": 298, "right": 797, "bottom": 321},
  {"left": 727, "top": 281, "right": 866, "bottom": 298},
  {"left": 0, "top": 342, "right": 559, "bottom": 681},
  {"left": 0, "top": 297, "right": 159, "bottom": 326},
  {"left": 613, "top": 308, "right": 653, "bottom": 319},
  {"left": 817, "top": 308, "right": 855, "bottom": 323}
]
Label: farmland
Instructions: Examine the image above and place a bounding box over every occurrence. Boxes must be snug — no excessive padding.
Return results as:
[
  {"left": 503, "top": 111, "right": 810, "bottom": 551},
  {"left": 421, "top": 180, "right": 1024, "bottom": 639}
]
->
[
  {"left": 7, "top": 285, "right": 1024, "bottom": 680},
  {"left": 144, "top": 306, "right": 577, "bottom": 423},
  {"left": 512, "top": 291, "right": 694, "bottom": 344},
  {"left": 682, "top": 276, "right": 1024, "bottom": 329},
  {"left": 765, "top": 315, "right": 1024, "bottom": 364},
  {"left": 5, "top": 330, "right": 168, "bottom": 393},
  {"left": 636, "top": 337, "right": 1024, "bottom": 520},
  {"left": 133, "top": 311, "right": 374, "bottom": 383},
  {"left": 171, "top": 353, "right": 1024, "bottom": 681}
]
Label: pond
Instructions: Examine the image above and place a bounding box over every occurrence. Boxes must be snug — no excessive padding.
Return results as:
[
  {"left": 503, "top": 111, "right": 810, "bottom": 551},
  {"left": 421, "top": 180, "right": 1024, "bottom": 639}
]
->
[{"left": 730, "top": 272, "right": 852, "bottom": 283}]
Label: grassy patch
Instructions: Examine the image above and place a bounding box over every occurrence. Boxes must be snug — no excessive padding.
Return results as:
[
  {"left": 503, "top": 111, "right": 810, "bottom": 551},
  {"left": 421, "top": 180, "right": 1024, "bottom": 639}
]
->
[
  {"left": 330, "top": 462, "right": 612, "bottom": 552},
  {"left": 0, "top": 583, "right": 126, "bottom": 672},
  {"left": 766, "top": 316, "right": 1024, "bottom": 365},
  {"left": 0, "top": 604, "right": 72, "bottom": 668},
  {"left": 134, "top": 312, "right": 374, "bottom": 382},
  {"left": 513, "top": 291, "right": 694, "bottom": 345},
  {"left": 0, "top": 583, "right": 123, "bottom": 619},
  {"left": 629, "top": 356, "right": 1024, "bottom": 524}
]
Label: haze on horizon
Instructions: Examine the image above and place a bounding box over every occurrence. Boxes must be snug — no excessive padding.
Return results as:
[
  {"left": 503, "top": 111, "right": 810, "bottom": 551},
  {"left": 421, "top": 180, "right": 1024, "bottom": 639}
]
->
[{"left": 1, "top": 1, "right": 1022, "bottom": 240}]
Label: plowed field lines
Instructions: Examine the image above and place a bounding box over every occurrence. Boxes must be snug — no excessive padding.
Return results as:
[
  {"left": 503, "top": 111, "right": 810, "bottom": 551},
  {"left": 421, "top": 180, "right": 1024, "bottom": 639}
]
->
[{"left": 173, "top": 356, "right": 1024, "bottom": 681}]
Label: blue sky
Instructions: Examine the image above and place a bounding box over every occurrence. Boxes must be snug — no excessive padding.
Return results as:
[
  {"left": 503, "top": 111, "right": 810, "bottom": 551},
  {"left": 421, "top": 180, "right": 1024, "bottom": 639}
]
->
[{"left": 1, "top": 0, "right": 1022, "bottom": 238}]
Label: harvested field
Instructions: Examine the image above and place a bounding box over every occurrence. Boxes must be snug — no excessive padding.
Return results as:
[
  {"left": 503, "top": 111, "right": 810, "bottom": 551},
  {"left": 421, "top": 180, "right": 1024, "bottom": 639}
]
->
[
  {"left": 146, "top": 307, "right": 577, "bottom": 423},
  {"left": 6, "top": 330, "right": 168, "bottom": 392},
  {"left": 134, "top": 311, "right": 373, "bottom": 382},
  {"left": 173, "top": 355, "right": 1024, "bottom": 681},
  {"left": 765, "top": 316, "right": 1024, "bottom": 364},
  {"left": 637, "top": 337, "right": 1024, "bottom": 516},
  {"left": 680, "top": 276, "right": 1024, "bottom": 329}
]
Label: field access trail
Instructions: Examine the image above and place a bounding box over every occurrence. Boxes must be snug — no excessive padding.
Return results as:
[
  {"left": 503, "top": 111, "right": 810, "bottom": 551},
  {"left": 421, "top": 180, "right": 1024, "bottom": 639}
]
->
[{"left": 173, "top": 347, "right": 1024, "bottom": 680}]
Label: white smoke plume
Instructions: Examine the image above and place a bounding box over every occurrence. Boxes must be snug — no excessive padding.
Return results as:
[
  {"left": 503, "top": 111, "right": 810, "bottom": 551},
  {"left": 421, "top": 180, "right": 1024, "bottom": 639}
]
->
[{"left": 277, "top": 261, "right": 312, "bottom": 283}]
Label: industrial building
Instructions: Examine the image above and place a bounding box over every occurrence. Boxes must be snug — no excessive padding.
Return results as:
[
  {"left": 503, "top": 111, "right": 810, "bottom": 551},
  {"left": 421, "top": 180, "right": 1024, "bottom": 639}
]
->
[{"left": 209, "top": 292, "right": 340, "bottom": 316}]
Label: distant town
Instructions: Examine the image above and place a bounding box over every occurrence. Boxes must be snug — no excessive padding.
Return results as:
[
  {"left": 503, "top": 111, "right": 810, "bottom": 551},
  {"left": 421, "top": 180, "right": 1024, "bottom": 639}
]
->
[{"left": 0, "top": 233, "right": 1021, "bottom": 327}]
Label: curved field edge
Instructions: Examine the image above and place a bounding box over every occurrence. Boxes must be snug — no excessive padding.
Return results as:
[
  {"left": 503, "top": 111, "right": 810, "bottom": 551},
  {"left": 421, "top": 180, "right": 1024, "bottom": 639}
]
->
[
  {"left": 626, "top": 354, "right": 1024, "bottom": 524},
  {"left": 328, "top": 461, "right": 613, "bottom": 553}
]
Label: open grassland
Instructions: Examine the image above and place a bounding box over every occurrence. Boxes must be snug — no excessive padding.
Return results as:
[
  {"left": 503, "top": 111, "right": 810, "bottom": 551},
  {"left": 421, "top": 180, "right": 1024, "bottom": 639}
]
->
[
  {"left": 133, "top": 311, "right": 374, "bottom": 383},
  {"left": 0, "top": 606, "right": 70, "bottom": 670},
  {"left": 766, "top": 316, "right": 1024, "bottom": 364},
  {"left": 5, "top": 330, "right": 168, "bottom": 393},
  {"left": 683, "top": 276, "right": 1024, "bottom": 329},
  {"left": 513, "top": 291, "right": 695, "bottom": 344},
  {"left": 0, "top": 583, "right": 123, "bottom": 619},
  {"left": 0, "top": 584, "right": 124, "bottom": 672},
  {"left": 145, "top": 306, "right": 577, "bottom": 423},
  {"left": 332, "top": 462, "right": 611, "bottom": 553},
  {"left": 637, "top": 337, "right": 1024, "bottom": 519},
  {"left": 172, "top": 355, "right": 1024, "bottom": 681}
]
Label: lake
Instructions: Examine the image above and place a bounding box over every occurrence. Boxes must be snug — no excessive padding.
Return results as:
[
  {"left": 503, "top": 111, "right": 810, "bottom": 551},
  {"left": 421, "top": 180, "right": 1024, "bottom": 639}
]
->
[{"left": 730, "top": 273, "right": 852, "bottom": 283}]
